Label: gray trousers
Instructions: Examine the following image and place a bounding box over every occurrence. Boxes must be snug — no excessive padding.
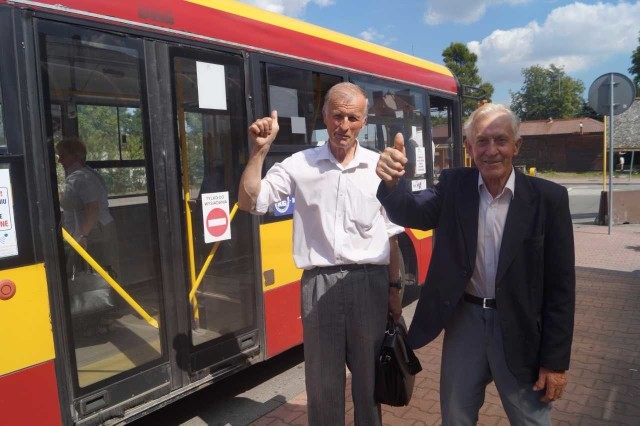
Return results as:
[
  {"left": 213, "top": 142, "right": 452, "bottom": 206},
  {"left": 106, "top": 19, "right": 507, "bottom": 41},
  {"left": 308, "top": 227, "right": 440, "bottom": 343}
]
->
[
  {"left": 301, "top": 264, "right": 388, "bottom": 426},
  {"left": 441, "top": 301, "right": 551, "bottom": 426}
]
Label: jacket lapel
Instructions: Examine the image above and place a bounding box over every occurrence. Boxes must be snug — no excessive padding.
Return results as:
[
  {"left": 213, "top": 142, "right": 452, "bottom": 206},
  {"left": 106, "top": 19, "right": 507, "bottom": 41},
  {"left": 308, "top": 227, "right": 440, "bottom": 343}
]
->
[
  {"left": 456, "top": 170, "right": 480, "bottom": 272},
  {"left": 495, "top": 172, "right": 537, "bottom": 284}
]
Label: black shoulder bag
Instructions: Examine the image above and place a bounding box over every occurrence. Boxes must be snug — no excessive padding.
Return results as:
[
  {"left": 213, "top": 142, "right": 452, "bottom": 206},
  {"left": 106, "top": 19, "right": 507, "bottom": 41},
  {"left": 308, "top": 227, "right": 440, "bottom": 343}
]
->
[{"left": 374, "top": 316, "right": 423, "bottom": 406}]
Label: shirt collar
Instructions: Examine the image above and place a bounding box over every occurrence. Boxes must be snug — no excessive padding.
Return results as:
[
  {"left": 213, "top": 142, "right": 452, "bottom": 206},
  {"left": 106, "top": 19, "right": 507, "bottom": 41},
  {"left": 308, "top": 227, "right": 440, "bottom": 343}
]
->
[
  {"left": 65, "top": 162, "right": 83, "bottom": 177},
  {"left": 477, "top": 167, "right": 516, "bottom": 200},
  {"left": 314, "top": 140, "right": 367, "bottom": 169}
]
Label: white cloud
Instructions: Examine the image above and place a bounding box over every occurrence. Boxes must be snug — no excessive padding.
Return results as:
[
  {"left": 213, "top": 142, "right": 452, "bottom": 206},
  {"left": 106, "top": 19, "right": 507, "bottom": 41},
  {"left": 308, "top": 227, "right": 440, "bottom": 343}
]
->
[
  {"left": 468, "top": 2, "right": 640, "bottom": 84},
  {"left": 238, "top": 0, "right": 334, "bottom": 17},
  {"left": 424, "top": 0, "right": 529, "bottom": 25},
  {"left": 359, "top": 27, "right": 396, "bottom": 46}
]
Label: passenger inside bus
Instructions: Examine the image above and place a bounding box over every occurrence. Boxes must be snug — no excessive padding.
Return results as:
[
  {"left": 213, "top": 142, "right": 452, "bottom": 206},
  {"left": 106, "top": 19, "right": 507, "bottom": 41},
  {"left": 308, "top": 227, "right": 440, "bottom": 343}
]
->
[{"left": 56, "top": 138, "right": 120, "bottom": 334}]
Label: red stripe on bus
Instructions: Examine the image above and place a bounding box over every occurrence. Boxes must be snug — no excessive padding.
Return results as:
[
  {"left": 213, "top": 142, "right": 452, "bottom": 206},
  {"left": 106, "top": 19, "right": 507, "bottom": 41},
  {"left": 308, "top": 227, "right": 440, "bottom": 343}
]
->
[
  {"left": 0, "top": 360, "right": 62, "bottom": 426},
  {"left": 264, "top": 281, "right": 303, "bottom": 358}
]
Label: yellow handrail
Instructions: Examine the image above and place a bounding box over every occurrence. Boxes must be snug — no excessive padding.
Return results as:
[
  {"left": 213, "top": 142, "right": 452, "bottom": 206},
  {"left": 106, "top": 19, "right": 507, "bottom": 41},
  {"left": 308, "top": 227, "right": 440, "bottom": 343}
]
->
[
  {"left": 62, "top": 228, "right": 159, "bottom": 329},
  {"left": 189, "top": 203, "right": 239, "bottom": 302}
]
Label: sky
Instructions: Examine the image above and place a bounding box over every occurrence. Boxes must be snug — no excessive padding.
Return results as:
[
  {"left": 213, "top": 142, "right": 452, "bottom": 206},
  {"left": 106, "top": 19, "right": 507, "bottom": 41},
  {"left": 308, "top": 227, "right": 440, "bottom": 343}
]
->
[{"left": 238, "top": 0, "right": 640, "bottom": 106}]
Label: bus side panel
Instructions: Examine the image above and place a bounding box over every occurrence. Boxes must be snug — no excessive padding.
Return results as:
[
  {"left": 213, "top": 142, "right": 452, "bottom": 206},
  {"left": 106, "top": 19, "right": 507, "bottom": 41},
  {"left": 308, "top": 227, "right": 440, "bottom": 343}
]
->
[
  {"left": 406, "top": 229, "right": 434, "bottom": 285},
  {"left": 259, "top": 220, "right": 303, "bottom": 358},
  {"left": 0, "top": 360, "right": 62, "bottom": 426},
  {"left": 0, "top": 264, "right": 56, "bottom": 375},
  {"left": 264, "top": 281, "right": 303, "bottom": 357},
  {"left": 0, "top": 264, "right": 60, "bottom": 423}
]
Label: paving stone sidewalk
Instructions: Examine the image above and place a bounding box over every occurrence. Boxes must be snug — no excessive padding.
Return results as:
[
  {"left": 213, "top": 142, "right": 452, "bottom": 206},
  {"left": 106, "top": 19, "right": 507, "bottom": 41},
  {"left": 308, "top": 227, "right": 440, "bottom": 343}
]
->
[{"left": 251, "top": 223, "right": 640, "bottom": 425}]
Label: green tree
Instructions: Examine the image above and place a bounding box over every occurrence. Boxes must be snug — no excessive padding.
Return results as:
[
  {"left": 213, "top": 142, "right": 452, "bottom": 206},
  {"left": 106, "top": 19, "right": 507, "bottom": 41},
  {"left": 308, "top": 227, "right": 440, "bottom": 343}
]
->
[
  {"left": 510, "top": 64, "right": 585, "bottom": 121},
  {"left": 629, "top": 31, "right": 640, "bottom": 91},
  {"left": 442, "top": 43, "right": 494, "bottom": 117},
  {"left": 579, "top": 100, "right": 602, "bottom": 121}
]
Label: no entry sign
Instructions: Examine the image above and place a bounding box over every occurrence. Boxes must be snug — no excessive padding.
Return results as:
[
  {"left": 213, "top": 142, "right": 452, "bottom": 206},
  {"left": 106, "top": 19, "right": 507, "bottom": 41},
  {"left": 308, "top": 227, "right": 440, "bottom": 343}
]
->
[
  {"left": 206, "top": 208, "right": 228, "bottom": 237},
  {"left": 201, "top": 192, "right": 231, "bottom": 243}
]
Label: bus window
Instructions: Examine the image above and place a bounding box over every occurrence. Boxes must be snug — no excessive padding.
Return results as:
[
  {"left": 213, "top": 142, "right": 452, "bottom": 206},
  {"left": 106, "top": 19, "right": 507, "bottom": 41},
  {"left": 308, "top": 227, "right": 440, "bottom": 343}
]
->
[
  {"left": 430, "top": 98, "right": 454, "bottom": 180},
  {"left": 353, "top": 77, "right": 430, "bottom": 190},
  {"left": 353, "top": 78, "right": 427, "bottom": 154},
  {"left": 39, "top": 23, "right": 163, "bottom": 389},
  {"left": 262, "top": 63, "right": 341, "bottom": 146}
]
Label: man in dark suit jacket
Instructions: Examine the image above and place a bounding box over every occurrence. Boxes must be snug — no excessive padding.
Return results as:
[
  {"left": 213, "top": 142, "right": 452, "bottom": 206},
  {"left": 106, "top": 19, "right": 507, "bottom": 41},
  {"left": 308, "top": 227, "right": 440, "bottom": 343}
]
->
[{"left": 375, "top": 103, "right": 575, "bottom": 425}]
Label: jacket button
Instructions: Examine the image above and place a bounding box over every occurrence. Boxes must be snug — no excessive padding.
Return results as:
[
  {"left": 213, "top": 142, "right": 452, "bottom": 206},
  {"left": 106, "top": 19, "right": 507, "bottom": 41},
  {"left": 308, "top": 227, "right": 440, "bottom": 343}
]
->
[
  {"left": 443, "top": 300, "right": 451, "bottom": 307},
  {"left": 462, "top": 269, "right": 468, "bottom": 277}
]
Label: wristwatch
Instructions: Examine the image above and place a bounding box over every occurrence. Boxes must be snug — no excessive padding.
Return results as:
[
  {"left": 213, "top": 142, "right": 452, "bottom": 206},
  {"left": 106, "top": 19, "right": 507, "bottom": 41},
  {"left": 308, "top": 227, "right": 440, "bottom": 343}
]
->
[{"left": 388, "top": 280, "right": 403, "bottom": 290}]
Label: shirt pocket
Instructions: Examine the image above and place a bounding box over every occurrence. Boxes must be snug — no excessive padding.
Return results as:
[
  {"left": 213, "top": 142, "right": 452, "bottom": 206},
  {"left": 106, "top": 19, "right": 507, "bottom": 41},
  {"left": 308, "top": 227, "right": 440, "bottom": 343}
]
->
[{"left": 344, "top": 185, "right": 381, "bottom": 235}]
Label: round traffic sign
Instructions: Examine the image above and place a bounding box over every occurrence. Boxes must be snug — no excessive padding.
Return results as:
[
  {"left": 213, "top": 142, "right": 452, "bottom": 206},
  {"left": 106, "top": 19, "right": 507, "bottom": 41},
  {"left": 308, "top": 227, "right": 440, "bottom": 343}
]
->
[
  {"left": 588, "top": 73, "right": 636, "bottom": 116},
  {"left": 206, "top": 208, "right": 228, "bottom": 237}
]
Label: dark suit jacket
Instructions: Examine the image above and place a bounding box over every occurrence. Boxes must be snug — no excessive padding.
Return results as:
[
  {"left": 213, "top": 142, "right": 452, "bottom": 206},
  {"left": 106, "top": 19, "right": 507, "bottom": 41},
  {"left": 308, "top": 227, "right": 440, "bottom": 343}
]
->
[{"left": 378, "top": 168, "right": 575, "bottom": 382}]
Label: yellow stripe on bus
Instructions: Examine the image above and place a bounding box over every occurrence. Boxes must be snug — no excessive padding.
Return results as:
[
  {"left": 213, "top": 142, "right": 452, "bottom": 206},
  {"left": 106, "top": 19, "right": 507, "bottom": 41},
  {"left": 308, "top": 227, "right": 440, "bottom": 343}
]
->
[
  {"left": 408, "top": 229, "right": 434, "bottom": 240},
  {"left": 259, "top": 220, "right": 302, "bottom": 291},
  {"left": 186, "top": 0, "right": 452, "bottom": 77},
  {"left": 0, "top": 263, "right": 55, "bottom": 376}
]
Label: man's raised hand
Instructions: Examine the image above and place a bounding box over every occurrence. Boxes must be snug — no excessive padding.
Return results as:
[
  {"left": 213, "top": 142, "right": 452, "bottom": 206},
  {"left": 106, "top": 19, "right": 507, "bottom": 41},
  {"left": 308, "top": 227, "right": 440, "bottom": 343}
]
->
[
  {"left": 376, "top": 132, "right": 407, "bottom": 189},
  {"left": 249, "top": 110, "right": 279, "bottom": 150}
]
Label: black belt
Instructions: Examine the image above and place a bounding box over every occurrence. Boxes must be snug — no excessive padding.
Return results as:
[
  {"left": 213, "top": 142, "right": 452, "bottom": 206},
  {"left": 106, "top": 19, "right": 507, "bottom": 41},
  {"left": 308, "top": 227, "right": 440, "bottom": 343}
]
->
[
  {"left": 464, "top": 293, "right": 497, "bottom": 309},
  {"left": 313, "top": 264, "right": 377, "bottom": 273}
]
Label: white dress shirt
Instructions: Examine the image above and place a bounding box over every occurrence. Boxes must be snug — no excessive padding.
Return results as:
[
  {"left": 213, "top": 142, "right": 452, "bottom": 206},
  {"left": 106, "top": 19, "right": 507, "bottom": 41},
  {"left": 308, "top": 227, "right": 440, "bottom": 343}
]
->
[
  {"left": 465, "top": 168, "right": 515, "bottom": 299},
  {"left": 254, "top": 142, "right": 404, "bottom": 269}
]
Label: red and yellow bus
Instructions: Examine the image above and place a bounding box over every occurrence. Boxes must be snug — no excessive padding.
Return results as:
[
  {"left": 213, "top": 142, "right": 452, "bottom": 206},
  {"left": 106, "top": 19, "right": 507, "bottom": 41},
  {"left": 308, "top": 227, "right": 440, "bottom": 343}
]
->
[{"left": 0, "top": 1, "right": 463, "bottom": 424}]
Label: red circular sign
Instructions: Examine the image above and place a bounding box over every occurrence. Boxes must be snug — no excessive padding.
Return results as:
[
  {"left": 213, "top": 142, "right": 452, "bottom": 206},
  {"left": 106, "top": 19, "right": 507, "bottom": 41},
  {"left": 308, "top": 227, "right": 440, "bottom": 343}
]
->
[{"left": 206, "top": 208, "right": 228, "bottom": 237}]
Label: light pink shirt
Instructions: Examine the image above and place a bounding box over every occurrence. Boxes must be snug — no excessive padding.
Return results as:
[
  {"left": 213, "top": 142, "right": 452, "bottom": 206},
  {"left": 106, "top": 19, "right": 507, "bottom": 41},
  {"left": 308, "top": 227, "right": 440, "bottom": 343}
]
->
[
  {"left": 466, "top": 168, "right": 515, "bottom": 298},
  {"left": 254, "top": 142, "right": 404, "bottom": 269}
]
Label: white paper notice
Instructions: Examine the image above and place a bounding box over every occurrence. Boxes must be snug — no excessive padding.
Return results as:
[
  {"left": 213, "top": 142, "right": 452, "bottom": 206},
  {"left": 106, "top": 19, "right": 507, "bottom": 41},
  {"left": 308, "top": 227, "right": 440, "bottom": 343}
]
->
[
  {"left": 411, "top": 179, "right": 427, "bottom": 192},
  {"left": 411, "top": 126, "right": 424, "bottom": 146},
  {"left": 415, "top": 147, "right": 427, "bottom": 175},
  {"left": 291, "top": 117, "right": 306, "bottom": 135},
  {"left": 269, "top": 85, "right": 299, "bottom": 117},
  {"left": 196, "top": 62, "right": 227, "bottom": 110},
  {"left": 0, "top": 169, "right": 18, "bottom": 258}
]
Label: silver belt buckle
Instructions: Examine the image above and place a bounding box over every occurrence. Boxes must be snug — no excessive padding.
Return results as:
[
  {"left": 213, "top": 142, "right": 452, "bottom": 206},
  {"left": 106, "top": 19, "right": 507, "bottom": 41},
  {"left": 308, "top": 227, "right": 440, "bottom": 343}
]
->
[{"left": 482, "top": 298, "right": 490, "bottom": 309}]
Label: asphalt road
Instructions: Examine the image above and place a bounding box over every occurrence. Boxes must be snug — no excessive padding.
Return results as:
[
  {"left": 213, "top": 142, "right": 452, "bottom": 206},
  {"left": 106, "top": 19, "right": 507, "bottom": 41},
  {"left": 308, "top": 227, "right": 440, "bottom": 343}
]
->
[{"left": 564, "top": 183, "right": 640, "bottom": 225}]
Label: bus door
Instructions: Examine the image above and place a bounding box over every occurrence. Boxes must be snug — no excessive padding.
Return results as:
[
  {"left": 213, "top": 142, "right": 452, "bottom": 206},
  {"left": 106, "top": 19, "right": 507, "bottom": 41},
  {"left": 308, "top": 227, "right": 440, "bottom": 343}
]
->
[
  {"left": 38, "top": 20, "right": 171, "bottom": 421},
  {"left": 169, "top": 47, "right": 261, "bottom": 376}
]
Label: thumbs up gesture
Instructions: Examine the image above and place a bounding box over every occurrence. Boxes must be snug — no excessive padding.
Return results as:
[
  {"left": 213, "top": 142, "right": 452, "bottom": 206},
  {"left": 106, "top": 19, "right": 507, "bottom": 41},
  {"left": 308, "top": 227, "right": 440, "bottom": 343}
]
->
[{"left": 376, "top": 132, "right": 407, "bottom": 189}]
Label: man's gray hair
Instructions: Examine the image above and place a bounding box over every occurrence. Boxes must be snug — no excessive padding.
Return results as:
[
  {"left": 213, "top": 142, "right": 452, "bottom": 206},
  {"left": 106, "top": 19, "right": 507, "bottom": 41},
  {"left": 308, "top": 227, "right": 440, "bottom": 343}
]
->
[
  {"left": 322, "top": 82, "right": 369, "bottom": 114},
  {"left": 463, "top": 103, "right": 520, "bottom": 140}
]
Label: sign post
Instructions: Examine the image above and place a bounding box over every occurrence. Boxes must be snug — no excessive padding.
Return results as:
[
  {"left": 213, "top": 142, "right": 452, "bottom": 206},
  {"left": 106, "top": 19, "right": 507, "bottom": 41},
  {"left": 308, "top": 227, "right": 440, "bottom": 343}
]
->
[{"left": 588, "top": 73, "right": 636, "bottom": 234}]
